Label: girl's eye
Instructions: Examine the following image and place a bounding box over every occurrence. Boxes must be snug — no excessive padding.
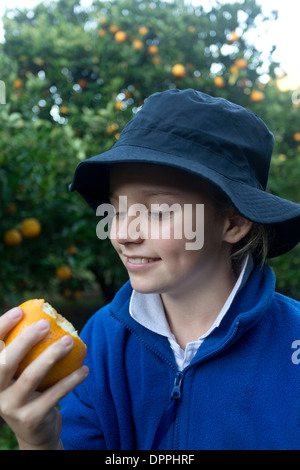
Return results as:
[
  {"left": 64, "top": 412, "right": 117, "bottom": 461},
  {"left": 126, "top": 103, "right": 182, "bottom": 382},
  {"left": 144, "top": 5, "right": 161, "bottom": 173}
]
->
[
  {"left": 115, "top": 211, "right": 127, "bottom": 218},
  {"left": 149, "top": 211, "right": 171, "bottom": 220}
]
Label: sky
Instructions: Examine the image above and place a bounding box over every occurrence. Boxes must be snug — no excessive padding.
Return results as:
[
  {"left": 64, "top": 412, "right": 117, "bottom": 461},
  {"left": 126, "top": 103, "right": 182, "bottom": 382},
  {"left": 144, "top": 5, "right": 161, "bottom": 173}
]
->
[{"left": 0, "top": 0, "right": 300, "bottom": 86}]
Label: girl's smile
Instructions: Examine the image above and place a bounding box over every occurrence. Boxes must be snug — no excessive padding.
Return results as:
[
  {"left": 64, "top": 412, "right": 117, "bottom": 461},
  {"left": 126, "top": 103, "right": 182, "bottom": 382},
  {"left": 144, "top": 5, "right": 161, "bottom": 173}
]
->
[{"left": 125, "top": 256, "right": 162, "bottom": 270}]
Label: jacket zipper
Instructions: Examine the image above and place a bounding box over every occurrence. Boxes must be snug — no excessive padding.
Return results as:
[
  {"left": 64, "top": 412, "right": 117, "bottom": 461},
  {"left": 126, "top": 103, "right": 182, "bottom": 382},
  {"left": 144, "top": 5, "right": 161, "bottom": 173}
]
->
[
  {"left": 169, "top": 321, "right": 240, "bottom": 449},
  {"left": 110, "top": 309, "right": 240, "bottom": 447},
  {"left": 171, "top": 372, "right": 184, "bottom": 449},
  {"left": 171, "top": 371, "right": 183, "bottom": 400}
]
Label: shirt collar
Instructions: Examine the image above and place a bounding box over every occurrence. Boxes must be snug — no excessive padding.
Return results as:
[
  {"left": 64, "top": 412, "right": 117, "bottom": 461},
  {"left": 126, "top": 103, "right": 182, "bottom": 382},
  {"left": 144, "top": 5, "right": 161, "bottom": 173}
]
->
[{"left": 129, "top": 254, "right": 253, "bottom": 342}]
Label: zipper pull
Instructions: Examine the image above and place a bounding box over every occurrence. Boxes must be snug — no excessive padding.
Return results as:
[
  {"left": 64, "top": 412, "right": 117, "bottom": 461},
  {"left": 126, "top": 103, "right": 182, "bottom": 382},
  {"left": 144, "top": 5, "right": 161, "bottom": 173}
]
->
[
  {"left": 151, "top": 372, "right": 184, "bottom": 449},
  {"left": 171, "top": 372, "right": 183, "bottom": 400}
]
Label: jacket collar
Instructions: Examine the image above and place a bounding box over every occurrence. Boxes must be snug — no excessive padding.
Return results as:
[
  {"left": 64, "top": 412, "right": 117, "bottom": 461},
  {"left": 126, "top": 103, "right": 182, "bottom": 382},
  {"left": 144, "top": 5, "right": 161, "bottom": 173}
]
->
[{"left": 109, "top": 263, "right": 276, "bottom": 370}]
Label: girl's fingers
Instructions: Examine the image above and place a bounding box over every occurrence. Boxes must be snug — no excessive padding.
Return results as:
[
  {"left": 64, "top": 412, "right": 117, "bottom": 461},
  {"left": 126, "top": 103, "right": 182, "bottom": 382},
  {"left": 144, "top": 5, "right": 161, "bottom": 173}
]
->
[
  {"left": 0, "top": 307, "right": 23, "bottom": 339},
  {"left": 15, "top": 335, "right": 75, "bottom": 400},
  {"left": 21, "top": 365, "right": 89, "bottom": 426},
  {"left": 0, "top": 319, "right": 50, "bottom": 390}
]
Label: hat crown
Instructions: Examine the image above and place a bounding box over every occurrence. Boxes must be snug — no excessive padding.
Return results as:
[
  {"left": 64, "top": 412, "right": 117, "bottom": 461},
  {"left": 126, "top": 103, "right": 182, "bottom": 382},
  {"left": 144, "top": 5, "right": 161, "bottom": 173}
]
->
[{"left": 117, "top": 88, "right": 275, "bottom": 190}]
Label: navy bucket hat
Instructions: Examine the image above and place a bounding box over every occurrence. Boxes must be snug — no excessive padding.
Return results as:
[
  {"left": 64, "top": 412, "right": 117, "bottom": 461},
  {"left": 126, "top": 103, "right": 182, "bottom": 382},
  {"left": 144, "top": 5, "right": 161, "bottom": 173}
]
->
[{"left": 70, "top": 88, "right": 300, "bottom": 258}]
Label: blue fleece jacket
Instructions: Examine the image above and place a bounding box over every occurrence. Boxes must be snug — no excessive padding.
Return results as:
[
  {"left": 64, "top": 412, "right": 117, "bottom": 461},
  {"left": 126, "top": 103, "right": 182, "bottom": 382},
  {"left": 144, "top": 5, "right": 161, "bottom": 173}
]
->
[{"left": 60, "top": 264, "right": 300, "bottom": 450}]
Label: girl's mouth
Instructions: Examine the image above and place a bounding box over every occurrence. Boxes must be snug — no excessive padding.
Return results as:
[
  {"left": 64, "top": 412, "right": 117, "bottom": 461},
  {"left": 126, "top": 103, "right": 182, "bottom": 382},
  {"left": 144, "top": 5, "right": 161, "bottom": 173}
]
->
[
  {"left": 125, "top": 257, "right": 161, "bottom": 270},
  {"left": 128, "top": 257, "right": 158, "bottom": 264}
]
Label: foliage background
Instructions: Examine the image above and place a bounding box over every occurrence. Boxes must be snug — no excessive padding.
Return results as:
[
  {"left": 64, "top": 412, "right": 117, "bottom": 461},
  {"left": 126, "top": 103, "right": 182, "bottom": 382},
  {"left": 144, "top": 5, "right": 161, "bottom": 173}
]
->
[{"left": 0, "top": 0, "right": 299, "bottom": 317}]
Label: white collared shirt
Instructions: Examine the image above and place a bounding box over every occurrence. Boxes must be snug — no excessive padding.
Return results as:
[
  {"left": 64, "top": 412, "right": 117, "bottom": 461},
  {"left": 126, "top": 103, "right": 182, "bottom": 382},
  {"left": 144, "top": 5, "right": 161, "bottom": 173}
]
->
[{"left": 129, "top": 255, "right": 253, "bottom": 371}]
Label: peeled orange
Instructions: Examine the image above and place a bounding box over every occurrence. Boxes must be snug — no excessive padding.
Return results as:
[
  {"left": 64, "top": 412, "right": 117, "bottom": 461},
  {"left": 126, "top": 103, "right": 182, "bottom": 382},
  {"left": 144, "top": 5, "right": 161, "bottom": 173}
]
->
[{"left": 3, "top": 299, "right": 87, "bottom": 391}]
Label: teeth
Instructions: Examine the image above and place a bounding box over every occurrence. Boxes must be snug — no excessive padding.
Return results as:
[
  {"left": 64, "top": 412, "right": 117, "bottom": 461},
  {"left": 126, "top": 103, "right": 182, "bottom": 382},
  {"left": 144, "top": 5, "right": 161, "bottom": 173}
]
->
[{"left": 128, "top": 258, "right": 156, "bottom": 264}]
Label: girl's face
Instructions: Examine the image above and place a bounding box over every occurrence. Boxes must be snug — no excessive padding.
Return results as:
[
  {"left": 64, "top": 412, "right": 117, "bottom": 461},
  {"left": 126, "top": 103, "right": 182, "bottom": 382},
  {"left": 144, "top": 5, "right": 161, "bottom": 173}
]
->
[{"left": 109, "top": 163, "right": 233, "bottom": 298}]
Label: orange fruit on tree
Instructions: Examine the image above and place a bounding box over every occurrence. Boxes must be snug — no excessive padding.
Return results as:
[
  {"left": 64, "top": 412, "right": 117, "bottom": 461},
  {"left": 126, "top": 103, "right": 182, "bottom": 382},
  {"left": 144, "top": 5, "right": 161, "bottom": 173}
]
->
[
  {"left": 67, "top": 245, "right": 77, "bottom": 255},
  {"left": 3, "top": 299, "right": 87, "bottom": 390},
  {"left": 60, "top": 106, "right": 69, "bottom": 114},
  {"left": 152, "top": 57, "right": 161, "bottom": 65},
  {"left": 63, "top": 288, "right": 72, "bottom": 299},
  {"left": 250, "top": 90, "right": 265, "bottom": 102},
  {"left": 109, "top": 25, "right": 119, "bottom": 33},
  {"left": 114, "top": 30, "right": 127, "bottom": 43},
  {"left": 114, "top": 101, "right": 124, "bottom": 110},
  {"left": 293, "top": 132, "right": 300, "bottom": 142},
  {"left": 20, "top": 218, "right": 41, "bottom": 238},
  {"left": 214, "top": 76, "right": 225, "bottom": 88},
  {"left": 106, "top": 122, "right": 119, "bottom": 134},
  {"left": 132, "top": 39, "right": 144, "bottom": 50},
  {"left": 3, "top": 229, "right": 22, "bottom": 246},
  {"left": 238, "top": 78, "right": 248, "bottom": 88},
  {"left": 13, "top": 78, "right": 23, "bottom": 89},
  {"left": 3, "top": 202, "right": 17, "bottom": 215},
  {"left": 77, "top": 79, "right": 87, "bottom": 89},
  {"left": 234, "top": 58, "right": 248, "bottom": 69},
  {"left": 138, "top": 26, "right": 149, "bottom": 35},
  {"left": 56, "top": 265, "right": 72, "bottom": 281},
  {"left": 230, "top": 65, "right": 239, "bottom": 76},
  {"left": 172, "top": 64, "right": 186, "bottom": 78},
  {"left": 74, "top": 290, "right": 83, "bottom": 300},
  {"left": 148, "top": 44, "right": 159, "bottom": 55},
  {"left": 228, "top": 31, "right": 239, "bottom": 43}
]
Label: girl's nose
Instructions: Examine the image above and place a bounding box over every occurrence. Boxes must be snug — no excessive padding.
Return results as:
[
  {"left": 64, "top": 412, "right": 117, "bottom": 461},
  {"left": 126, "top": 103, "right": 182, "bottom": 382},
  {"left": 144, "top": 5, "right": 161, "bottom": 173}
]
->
[{"left": 111, "top": 213, "right": 144, "bottom": 245}]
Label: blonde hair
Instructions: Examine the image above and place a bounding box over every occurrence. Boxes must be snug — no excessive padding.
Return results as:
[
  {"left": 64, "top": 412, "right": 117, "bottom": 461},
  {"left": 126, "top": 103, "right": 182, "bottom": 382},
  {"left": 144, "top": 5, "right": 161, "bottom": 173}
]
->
[
  {"left": 231, "top": 223, "right": 269, "bottom": 272},
  {"left": 203, "top": 180, "right": 269, "bottom": 271}
]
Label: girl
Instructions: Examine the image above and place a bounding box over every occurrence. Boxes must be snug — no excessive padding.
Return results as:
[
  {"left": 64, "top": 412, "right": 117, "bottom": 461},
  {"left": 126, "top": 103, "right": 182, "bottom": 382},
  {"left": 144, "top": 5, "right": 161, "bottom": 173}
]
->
[{"left": 1, "top": 89, "right": 300, "bottom": 450}]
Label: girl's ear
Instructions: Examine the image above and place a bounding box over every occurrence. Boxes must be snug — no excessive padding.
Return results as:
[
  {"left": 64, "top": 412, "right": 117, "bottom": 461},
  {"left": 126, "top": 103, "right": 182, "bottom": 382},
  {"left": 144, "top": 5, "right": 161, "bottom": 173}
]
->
[{"left": 222, "top": 209, "right": 253, "bottom": 244}]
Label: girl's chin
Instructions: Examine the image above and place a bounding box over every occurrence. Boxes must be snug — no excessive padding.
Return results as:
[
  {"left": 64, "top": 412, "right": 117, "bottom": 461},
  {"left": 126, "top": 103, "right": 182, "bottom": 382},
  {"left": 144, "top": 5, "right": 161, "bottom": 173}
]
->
[{"left": 129, "top": 275, "right": 165, "bottom": 295}]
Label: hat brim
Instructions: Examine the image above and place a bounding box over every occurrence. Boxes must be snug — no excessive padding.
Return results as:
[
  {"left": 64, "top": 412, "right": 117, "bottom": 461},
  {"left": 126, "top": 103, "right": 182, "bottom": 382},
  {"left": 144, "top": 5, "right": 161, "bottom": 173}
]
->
[{"left": 70, "top": 145, "right": 300, "bottom": 258}]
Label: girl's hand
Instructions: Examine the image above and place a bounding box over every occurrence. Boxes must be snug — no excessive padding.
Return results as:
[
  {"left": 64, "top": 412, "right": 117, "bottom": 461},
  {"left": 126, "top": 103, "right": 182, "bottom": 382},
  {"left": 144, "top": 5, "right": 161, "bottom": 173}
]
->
[{"left": 0, "top": 306, "right": 88, "bottom": 450}]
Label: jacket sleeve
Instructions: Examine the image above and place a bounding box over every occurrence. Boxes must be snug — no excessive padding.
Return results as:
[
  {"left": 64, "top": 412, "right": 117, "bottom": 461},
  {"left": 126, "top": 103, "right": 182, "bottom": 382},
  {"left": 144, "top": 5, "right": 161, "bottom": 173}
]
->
[{"left": 60, "top": 379, "right": 106, "bottom": 450}]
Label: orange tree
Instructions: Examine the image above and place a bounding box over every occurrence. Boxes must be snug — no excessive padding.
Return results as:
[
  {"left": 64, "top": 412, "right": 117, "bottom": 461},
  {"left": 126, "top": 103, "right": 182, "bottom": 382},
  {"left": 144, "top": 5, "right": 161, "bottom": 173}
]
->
[{"left": 0, "top": 0, "right": 299, "bottom": 307}]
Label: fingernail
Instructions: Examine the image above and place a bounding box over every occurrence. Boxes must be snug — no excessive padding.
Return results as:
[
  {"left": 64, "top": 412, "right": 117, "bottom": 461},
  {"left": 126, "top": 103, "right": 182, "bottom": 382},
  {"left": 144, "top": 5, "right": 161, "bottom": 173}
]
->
[
  {"left": 9, "top": 308, "right": 22, "bottom": 320},
  {"left": 81, "top": 365, "right": 89, "bottom": 376},
  {"left": 60, "top": 335, "right": 73, "bottom": 347},
  {"left": 36, "top": 319, "right": 50, "bottom": 331}
]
